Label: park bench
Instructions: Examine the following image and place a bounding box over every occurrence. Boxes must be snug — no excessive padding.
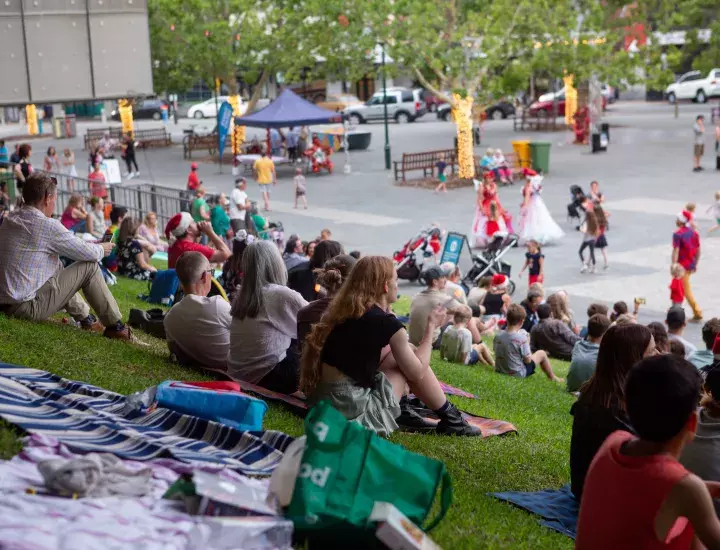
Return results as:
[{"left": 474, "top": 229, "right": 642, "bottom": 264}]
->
[
  {"left": 134, "top": 128, "right": 172, "bottom": 148},
  {"left": 83, "top": 127, "right": 122, "bottom": 150},
  {"left": 393, "top": 149, "right": 457, "bottom": 182},
  {"left": 512, "top": 110, "right": 561, "bottom": 132},
  {"left": 475, "top": 152, "right": 525, "bottom": 183},
  {"left": 182, "top": 133, "right": 218, "bottom": 159}
]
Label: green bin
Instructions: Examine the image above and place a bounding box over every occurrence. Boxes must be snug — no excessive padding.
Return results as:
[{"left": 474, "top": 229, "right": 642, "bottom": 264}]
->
[{"left": 530, "top": 141, "right": 551, "bottom": 173}]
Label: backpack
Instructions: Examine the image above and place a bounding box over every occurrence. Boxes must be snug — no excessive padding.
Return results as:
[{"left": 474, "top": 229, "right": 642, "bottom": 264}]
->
[{"left": 146, "top": 269, "right": 181, "bottom": 306}]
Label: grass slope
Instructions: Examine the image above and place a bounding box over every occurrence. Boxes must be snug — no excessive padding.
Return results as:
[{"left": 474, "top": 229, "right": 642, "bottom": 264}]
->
[{"left": 0, "top": 278, "right": 575, "bottom": 549}]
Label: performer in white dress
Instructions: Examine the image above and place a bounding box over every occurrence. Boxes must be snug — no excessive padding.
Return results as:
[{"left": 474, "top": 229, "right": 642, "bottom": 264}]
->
[
  {"left": 471, "top": 172, "right": 513, "bottom": 248},
  {"left": 518, "top": 169, "right": 564, "bottom": 245}
]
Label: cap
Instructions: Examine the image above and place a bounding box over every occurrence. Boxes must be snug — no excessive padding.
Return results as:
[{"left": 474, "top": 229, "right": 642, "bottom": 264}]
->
[
  {"left": 522, "top": 167, "right": 537, "bottom": 177},
  {"left": 164, "top": 212, "right": 193, "bottom": 239},
  {"left": 666, "top": 306, "right": 686, "bottom": 326},
  {"left": 492, "top": 273, "right": 508, "bottom": 287},
  {"left": 439, "top": 261, "right": 460, "bottom": 277},
  {"left": 423, "top": 265, "right": 452, "bottom": 282},
  {"left": 190, "top": 162, "right": 198, "bottom": 170}
]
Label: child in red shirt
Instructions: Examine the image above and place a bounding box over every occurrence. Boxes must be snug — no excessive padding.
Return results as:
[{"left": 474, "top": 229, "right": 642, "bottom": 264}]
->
[
  {"left": 485, "top": 201, "right": 501, "bottom": 238},
  {"left": 576, "top": 355, "right": 720, "bottom": 550},
  {"left": 670, "top": 263, "right": 685, "bottom": 307}
]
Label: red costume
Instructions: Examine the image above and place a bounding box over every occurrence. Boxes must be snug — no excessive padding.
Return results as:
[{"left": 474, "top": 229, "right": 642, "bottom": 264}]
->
[{"left": 304, "top": 137, "right": 334, "bottom": 174}]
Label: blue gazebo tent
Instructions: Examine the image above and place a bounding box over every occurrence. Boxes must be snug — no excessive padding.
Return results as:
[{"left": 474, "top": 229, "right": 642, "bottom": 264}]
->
[{"left": 235, "top": 88, "right": 342, "bottom": 128}]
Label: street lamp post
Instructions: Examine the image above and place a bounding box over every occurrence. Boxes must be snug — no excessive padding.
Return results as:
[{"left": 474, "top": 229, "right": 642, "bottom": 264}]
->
[{"left": 380, "top": 42, "right": 391, "bottom": 170}]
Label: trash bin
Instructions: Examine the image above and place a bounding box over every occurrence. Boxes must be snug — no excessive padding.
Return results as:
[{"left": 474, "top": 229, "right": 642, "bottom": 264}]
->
[
  {"left": 530, "top": 141, "right": 551, "bottom": 173},
  {"left": 511, "top": 140, "right": 531, "bottom": 168},
  {"left": 53, "top": 116, "right": 67, "bottom": 139},
  {"left": 64, "top": 114, "right": 77, "bottom": 138}
]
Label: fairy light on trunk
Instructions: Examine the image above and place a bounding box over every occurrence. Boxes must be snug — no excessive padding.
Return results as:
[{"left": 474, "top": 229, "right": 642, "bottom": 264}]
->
[
  {"left": 564, "top": 75, "right": 578, "bottom": 127},
  {"left": 228, "top": 94, "right": 245, "bottom": 155},
  {"left": 118, "top": 99, "right": 134, "bottom": 136},
  {"left": 452, "top": 93, "right": 475, "bottom": 179}
]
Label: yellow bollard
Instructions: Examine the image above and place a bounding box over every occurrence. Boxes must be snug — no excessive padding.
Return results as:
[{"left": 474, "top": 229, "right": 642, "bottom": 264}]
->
[
  {"left": 451, "top": 94, "right": 475, "bottom": 180},
  {"left": 118, "top": 99, "right": 134, "bottom": 136},
  {"left": 25, "top": 104, "right": 38, "bottom": 135}
]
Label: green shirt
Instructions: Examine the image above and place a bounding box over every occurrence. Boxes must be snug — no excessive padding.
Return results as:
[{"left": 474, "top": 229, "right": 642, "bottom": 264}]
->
[
  {"left": 210, "top": 205, "right": 230, "bottom": 237},
  {"left": 191, "top": 198, "right": 208, "bottom": 223}
]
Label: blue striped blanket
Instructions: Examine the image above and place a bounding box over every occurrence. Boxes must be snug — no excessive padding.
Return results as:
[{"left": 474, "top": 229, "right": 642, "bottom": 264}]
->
[{"left": 0, "top": 364, "right": 293, "bottom": 474}]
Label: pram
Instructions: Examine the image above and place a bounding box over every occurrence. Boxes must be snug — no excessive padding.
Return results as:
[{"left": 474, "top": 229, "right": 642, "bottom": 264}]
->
[
  {"left": 393, "top": 225, "right": 443, "bottom": 283},
  {"left": 567, "top": 185, "right": 585, "bottom": 223},
  {"left": 461, "top": 232, "right": 518, "bottom": 296}
]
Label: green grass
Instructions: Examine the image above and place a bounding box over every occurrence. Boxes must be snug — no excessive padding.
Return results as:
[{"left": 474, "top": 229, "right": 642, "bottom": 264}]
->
[{"left": 0, "top": 277, "right": 576, "bottom": 549}]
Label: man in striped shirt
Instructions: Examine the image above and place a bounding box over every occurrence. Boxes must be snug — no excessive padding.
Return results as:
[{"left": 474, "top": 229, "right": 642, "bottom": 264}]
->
[{"left": 0, "top": 173, "right": 130, "bottom": 340}]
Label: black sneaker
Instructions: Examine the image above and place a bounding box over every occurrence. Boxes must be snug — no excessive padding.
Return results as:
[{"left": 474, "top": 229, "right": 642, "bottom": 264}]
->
[
  {"left": 127, "top": 308, "right": 149, "bottom": 329},
  {"left": 395, "top": 397, "right": 436, "bottom": 433},
  {"left": 436, "top": 402, "right": 483, "bottom": 437}
]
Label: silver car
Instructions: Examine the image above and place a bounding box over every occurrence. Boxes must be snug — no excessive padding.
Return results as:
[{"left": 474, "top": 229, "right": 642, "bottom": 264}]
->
[{"left": 344, "top": 88, "right": 427, "bottom": 124}]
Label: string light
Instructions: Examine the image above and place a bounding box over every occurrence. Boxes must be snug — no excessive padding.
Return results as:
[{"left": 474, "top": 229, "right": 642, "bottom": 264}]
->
[
  {"left": 25, "top": 104, "right": 38, "bottom": 136},
  {"left": 118, "top": 99, "right": 134, "bottom": 136},
  {"left": 451, "top": 93, "right": 475, "bottom": 179},
  {"left": 564, "top": 75, "right": 578, "bottom": 126},
  {"left": 228, "top": 94, "right": 245, "bottom": 155}
]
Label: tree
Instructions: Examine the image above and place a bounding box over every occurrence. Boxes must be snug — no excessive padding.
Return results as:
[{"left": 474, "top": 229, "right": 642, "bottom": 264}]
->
[{"left": 367, "top": 0, "right": 638, "bottom": 177}]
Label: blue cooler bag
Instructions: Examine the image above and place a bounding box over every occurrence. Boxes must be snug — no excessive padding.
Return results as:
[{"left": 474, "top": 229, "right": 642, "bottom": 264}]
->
[{"left": 155, "top": 381, "right": 267, "bottom": 432}]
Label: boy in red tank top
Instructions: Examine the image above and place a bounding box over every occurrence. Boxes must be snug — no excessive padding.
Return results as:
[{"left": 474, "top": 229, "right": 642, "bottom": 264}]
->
[{"left": 576, "top": 354, "right": 720, "bottom": 550}]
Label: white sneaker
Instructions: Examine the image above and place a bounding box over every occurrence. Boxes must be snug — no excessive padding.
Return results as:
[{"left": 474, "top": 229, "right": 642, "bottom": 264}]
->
[
  {"left": 126, "top": 173, "right": 135, "bottom": 180},
  {"left": 122, "top": 172, "right": 129, "bottom": 178},
  {"left": 589, "top": 265, "right": 596, "bottom": 274},
  {"left": 135, "top": 171, "right": 140, "bottom": 178},
  {"left": 580, "top": 263, "right": 588, "bottom": 273}
]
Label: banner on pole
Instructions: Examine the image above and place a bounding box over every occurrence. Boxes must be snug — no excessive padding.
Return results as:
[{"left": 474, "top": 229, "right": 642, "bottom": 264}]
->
[{"left": 217, "top": 101, "right": 233, "bottom": 156}]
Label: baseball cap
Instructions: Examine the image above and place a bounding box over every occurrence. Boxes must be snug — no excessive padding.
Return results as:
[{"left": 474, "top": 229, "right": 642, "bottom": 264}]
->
[
  {"left": 423, "top": 265, "right": 452, "bottom": 282},
  {"left": 439, "top": 261, "right": 460, "bottom": 277},
  {"left": 666, "top": 306, "right": 686, "bottom": 326}
]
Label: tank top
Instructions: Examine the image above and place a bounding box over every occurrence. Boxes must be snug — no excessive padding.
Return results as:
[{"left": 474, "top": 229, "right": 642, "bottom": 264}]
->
[
  {"left": 482, "top": 291, "right": 505, "bottom": 315},
  {"left": 60, "top": 208, "right": 77, "bottom": 230},
  {"left": 17, "top": 159, "right": 31, "bottom": 187},
  {"left": 576, "top": 430, "right": 694, "bottom": 550}
]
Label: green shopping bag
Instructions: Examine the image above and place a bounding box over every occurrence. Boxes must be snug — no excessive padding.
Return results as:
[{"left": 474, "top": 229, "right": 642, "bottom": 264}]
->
[{"left": 287, "top": 400, "right": 452, "bottom": 538}]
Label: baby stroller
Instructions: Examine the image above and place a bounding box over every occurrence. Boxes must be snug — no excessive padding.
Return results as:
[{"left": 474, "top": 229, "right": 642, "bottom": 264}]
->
[
  {"left": 567, "top": 185, "right": 585, "bottom": 223},
  {"left": 461, "top": 232, "right": 518, "bottom": 296},
  {"left": 393, "top": 225, "right": 443, "bottom": 284}
]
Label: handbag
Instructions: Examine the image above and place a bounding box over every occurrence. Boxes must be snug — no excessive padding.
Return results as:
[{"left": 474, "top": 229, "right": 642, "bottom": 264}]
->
[{"left": 286, "top": 400, "right": 452, "bottom": 541}]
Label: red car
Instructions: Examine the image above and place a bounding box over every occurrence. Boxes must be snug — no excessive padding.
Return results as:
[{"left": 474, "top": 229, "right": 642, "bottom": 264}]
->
[
  {"left": 423, "top": 92, "right": 446, "bottom": 113},
  {"left": 528, "top": 91, "right": 607, "bottom": 117}
]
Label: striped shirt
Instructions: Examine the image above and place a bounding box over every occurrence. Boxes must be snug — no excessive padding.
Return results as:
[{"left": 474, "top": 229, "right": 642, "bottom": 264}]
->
[{"left": 0, "top": 206, "right": 103, "bottom": 304}]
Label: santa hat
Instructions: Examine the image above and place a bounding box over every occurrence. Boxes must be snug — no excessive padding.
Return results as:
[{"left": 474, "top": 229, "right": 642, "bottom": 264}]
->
[
  {"left": 491, "top": 273, "right": 508, "bottom": 288},
  {"left": 165, "top": 212, "right": 193, "bottom": 239},
  {"left": 522, "top": 167, "right": 537, "bottom": 177},
  {"left": 713, "top": 334, "right": 720, "bottom": 358},
  {"left": 676, "top": 211, "right": 690, "bottom": 225}
]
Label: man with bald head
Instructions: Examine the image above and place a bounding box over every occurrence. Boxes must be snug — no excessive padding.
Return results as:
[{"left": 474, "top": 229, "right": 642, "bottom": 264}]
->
[{"left": 163, "top": 251, "right": 231, "bottom": 371}]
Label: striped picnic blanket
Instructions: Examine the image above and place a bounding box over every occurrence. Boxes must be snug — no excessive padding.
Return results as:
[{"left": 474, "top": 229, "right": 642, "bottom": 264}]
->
[{"left": 0, "top": 364, "right": 293, "bottom": 474}]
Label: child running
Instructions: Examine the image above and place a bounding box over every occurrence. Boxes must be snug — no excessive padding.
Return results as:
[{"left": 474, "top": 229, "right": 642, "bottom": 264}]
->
[
  {"left": 434, "top": 154, "right": 448, "bottom": 193},
  {"left": 707, "top": 191, "right": 720, "bottom": 235},
  {"left": 293, "top": 168, "right": 307, "bottom": 209},
  {"left": 492, "top": 304, "right": 564, "bottom": 383},
  {"left": 670, "top": 263, "right": 686, "bottom": 307},
  {"left": 576, "top": 354, "right": 720, "bottom": 550},
  {"left": 440, "top": 305, "right": 495, "bottom": 367},
  {"left": 519, "top": 239, "right": 544, "bottom": 285}
]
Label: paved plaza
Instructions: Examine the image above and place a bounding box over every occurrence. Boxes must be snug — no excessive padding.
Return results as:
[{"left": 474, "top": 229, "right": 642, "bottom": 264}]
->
[{"left": 3, "top": 100, "right": 719, "bottom": 343}]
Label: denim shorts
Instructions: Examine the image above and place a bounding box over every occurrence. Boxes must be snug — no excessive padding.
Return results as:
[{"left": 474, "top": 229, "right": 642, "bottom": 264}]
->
[{"left": 467, "top": 349, "right": 479, "bottom": 365}]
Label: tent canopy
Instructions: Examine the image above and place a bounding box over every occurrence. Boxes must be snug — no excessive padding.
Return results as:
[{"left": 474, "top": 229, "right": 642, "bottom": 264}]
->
[{"left": 236, "top": 88, "right": 343, "bottom": 128}]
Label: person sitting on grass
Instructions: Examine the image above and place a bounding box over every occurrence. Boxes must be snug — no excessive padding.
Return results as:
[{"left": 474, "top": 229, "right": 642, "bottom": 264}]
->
[
  {"left": 478, "top": 273, "right": 512, "bottom": 320},
  {"left": 116, "top": 217, "right": 157, "bottom": 281},
  {"left": 220, "top": 231, "right": 253, "bottom": 301},
  {"left": 666, "top": 306, "right": 697, "bottom": 360},
  {"left": 530, "top": 303, "right": 582, "bottom": 361},
  {"left": 164, "top": 251, "right": 231, "bottom": 373},
  {"left": 0, "top": 173, "right": 130, "bottom": 340},
  {"left": 647, "top": 321, "right": 671, "bottom": 354},
  {"left": 493, "top": 304, "right": 564, "bottom": 383},
  {"left": 60, "top": 194, "right": 88, "bottom": 234},
  {"left": 137, "top": 212, "right": 168, "bottom": 252},
  {"left": 547, "top": 291, "right": 580, "bottom": 334},
  {"left": 689, "top": 318, "right": 720, "bottom": 370},
  {"left": 408, "top": 265, "right": 461, "bottom": 347},
  {"left": 288, "top": 239, "right": 343, "bottom": 302},
  {"left": 681, "top": 360, "right": 720, "bottom": 515},
  {"left": 301, "top": 255, "right": 481, "bottom": 437},
  {"left": 440, "top": 305, "right": 495, "bottom": 367},
  {"left": 229, "top": 241, "right": 308, "bottom": 393},
  {"left": 576, "top": 354, "right": 720, "bottom": 550},
  {"left": 297, "top": 254, "right": 357, "bottom": 347},
  {"left": 567, "top": 314, "right": 611, "bottom": 393},
  {"left": 570, "top": 324, "right": 657, "bottom": 502},
  {"left": 467, "top": 275, "right": 492, "bottom": 309},
  {"left": 85, "top": 197, "right": 106, "bottom": 240},
  {"left": 670, "top": 339, "right": 687, "bottom": 358},
  {"left": 579, "top": 303, "right": 609, "bottom": 338},
  {"left": 610, "top": 299, "right": 640, "bottom": 323},
  {"left": 519, "top": 289, "right": 543, "bottom": 334},
  {"left": 439, "top": 261, "right": 468, "bottom": 305},
  {"left": 165, "top": 212, "right": 231, "bottom": 269}
]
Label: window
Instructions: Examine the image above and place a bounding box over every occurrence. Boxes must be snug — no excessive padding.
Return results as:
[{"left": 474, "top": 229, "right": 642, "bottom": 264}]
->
[
  {"left": 713, "top": 71, "right": 720, "bottom": 79},
  {"left": 368, "top": 96, "right": 382, "bottom": 105},
  {"left": 385, "top": 96, "right": 398, "bottom": 104},
  {"left": 401, "top": 91, "right": 414, "bottom": 102}
]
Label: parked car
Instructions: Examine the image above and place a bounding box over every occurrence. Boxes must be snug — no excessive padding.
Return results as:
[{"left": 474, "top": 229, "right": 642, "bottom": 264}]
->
[
  {"left": 527, "top": 90, "right": 607, "bottom": 118},
  {"left": 665, "top": 69, "right": 720, "bottom": 104},
  {"left": 343, "top": 88, "right": 427, "bottom": 124},
  {"left": 437, "top": 100, "right": 516, "bottom": 121},
  {"left": 187, "top": 97, "right": 231, "bottom": 119},
  {"left": 111, "top": 99, "right": 168, "bottom": 121},
  {"left": 316, "top": 94, "right": 363, "bottom": 112},
  {"left": 423, "top": 92, "right": 447, "bottom": 113}
]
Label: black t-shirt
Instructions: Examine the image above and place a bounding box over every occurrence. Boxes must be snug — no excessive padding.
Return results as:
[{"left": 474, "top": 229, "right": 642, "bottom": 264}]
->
[
  {"left": 320, "top": 305, "right": 405, "bottom": 388},
  {"left": 526, "top": 252, "right": 544, "bottom": 276}
]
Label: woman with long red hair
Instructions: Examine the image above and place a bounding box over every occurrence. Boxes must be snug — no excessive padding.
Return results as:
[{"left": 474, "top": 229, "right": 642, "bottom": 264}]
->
[{"left": 301, "top": 256, "right": 480, "bottom": 437}]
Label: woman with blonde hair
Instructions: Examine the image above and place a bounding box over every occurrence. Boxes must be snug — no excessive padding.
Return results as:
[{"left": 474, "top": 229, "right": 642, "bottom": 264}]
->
[
  {"left": 117, "top": 217, "right": 157, "bottom": 280},
  {"left": 547, "top": 291, "right": 579, "bottom": 334},
  {"left": 301, "top": 255, "right": 481, "bottom": 437},
  {"left": 138, "top": 211, "right": 168, "bottom": 252}
]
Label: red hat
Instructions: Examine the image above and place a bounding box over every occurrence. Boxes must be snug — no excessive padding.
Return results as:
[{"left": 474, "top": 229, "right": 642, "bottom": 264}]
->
[
  {"left": 190, "top": 162, "right": 198, "bottom": 170},
  {"left": 491, "top": 273, "right": 507, "bottom": 287},
  {"left": 165, "top": 212, "right": 193, "bottom": 239},
  {"left": 522, "top": 167, "right": 537, "bottom": 177},
  {"left": 713, "top": 334, "right": 720, "bottom": 357},
  {"left": 677, "top": 211, "right": 690, "bottom": 225}
]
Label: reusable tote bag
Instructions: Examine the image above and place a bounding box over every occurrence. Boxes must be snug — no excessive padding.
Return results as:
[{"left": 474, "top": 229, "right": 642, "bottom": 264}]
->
[{"left": 287, "top": 400, "right": 452, "bottom": 538}]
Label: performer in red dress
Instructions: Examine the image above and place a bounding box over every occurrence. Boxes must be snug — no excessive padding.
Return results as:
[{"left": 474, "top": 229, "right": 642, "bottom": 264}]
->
[
  {"left": 304, "top": 136, "right": 334, "bottom": 174},
  {"left": 471, "top": 172, "right": 514, "bottom": 247}
]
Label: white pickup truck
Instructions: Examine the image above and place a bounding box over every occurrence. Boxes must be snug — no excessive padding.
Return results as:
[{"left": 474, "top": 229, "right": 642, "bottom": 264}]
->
[{"left": 665, "top": 69, "right": 720, "bottom": 104}]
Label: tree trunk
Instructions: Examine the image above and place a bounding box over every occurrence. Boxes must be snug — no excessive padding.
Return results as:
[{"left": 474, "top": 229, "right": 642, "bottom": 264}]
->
[
  {"left": 452, "top": 94, "right": 475, "bottom": 180},
  {"left": 245, "top": 70, "right": 269, "bottom": 113}
]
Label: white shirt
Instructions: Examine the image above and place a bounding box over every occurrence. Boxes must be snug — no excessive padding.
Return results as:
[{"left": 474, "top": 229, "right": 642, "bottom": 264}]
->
[
  {"left": 229, "top": 188, "right": 247, "bottom": 221},
  {"left": 444, "top": 281, "right": 468, "bottom": 305},
  {"left": 164, "top": 294, "right": 232, "bottom": 371},
  {"left": 441, "top": 325, "right": 473, "bottom": 364},
  {"left": 228, "top": 284, "right": 308, "bottom": 383}
]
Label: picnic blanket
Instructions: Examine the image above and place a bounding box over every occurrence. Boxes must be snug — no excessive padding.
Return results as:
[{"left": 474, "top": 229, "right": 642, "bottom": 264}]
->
[
  {"left": 489, "top": 485, "right": 579, "bottom": 539},
  {"left": 0, "top": 364, "right": 293, "bottom": 474},
  {"left": 235, "top": 379, "right": 516, "bottom": 438}
]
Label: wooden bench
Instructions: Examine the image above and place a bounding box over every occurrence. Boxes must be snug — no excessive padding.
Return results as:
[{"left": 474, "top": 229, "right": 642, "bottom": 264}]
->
[
  {"left": 393, "top": 149, "right": 457, "bottom": 182},
  {"left": 183, "top": 134, "right": 218, "bottom": 159},
  {"left": 134, "top": 128, "right": 172, "bottom": 148},
  {"left": 512, "top": 110, "right": 561, "bottom": 132},
  {"left": 475, "top": 152, "right": 526, "bottom": 184},
  {"left": 84, "top": 127, "right": 122, "bottom": 150}
]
